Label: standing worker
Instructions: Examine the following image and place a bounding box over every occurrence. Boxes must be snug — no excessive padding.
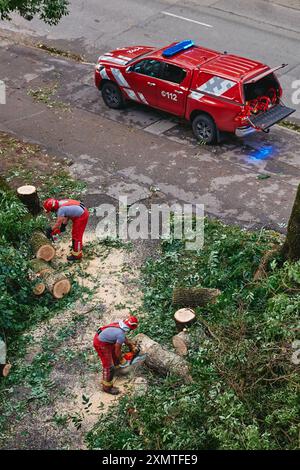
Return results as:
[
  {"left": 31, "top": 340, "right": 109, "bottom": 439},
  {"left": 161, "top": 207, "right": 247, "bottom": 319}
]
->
[
  {"left": 93, "top": 316, "right": 138, "bottom": 395},
  {"left": 43, "top": 198, "right": 89, "bottom": 262}
]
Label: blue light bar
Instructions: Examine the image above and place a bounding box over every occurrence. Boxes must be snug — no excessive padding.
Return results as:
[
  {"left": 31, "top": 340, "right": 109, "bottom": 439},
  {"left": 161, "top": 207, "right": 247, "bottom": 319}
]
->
[{"left": 162, "top": 40, "right": 194, "bottom": 58}]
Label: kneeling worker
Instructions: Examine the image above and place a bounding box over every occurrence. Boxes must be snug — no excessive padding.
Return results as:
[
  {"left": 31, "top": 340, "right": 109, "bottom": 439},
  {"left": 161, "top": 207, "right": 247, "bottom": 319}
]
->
[
  {"left": 93, "top": 316, "right": 138, "bottom": 395},
  {"left": 43, "top": 198, "right": 89, "bottom": 262}
]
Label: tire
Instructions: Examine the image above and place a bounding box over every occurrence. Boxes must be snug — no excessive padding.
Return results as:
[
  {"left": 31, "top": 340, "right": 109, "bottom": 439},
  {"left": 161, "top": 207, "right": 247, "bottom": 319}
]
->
[
  {"left": 101, "top": 82, "right": 125, "bottom": 109},
  {"left": 192, "top": 114, "right": 218, "bottom": 145}
]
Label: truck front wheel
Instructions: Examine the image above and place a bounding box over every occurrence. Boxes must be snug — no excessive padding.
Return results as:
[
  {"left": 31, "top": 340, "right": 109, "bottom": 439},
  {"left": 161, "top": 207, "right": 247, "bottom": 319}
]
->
[
  {"left": 101, "top": 82, "right": 125, "bottom": 109},
  {"left": 192, "top": 114, "right": 217, "bottom": 145}
]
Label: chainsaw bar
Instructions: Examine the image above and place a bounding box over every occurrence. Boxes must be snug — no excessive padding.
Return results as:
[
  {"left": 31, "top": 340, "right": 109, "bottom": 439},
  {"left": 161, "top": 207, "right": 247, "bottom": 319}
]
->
[{"left": 119, "top": 354, "right": 147, "bottom": 368}]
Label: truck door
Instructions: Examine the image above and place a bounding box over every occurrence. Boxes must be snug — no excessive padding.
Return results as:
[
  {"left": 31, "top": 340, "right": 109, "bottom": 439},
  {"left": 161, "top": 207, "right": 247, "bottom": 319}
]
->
[
  {"left": 156, "top": 63, "right": 189, "bottom": 117},
  {"left": 125, "top": 59, "right": 163, "bottom": 107}
]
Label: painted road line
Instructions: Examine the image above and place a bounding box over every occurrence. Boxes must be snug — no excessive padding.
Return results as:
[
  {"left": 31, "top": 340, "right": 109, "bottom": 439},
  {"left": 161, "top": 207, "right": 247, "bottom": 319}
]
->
[
  {"left": 161, "top": 11, "right": 213, "bottom": 28},
  {"left": 144, "top": 119, "right": 179, "bottom": 135}
]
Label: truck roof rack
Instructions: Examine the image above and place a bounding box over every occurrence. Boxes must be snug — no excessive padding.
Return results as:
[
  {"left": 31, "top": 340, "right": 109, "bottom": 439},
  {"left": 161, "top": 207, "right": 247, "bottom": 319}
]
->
[{"left": 162, "top": 40, "right": 194, "bottom": 58}]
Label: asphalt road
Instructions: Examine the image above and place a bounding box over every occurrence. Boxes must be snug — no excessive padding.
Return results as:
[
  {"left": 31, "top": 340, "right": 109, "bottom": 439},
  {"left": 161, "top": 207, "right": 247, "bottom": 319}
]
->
[
  {"left": 1, "top": 40, "right": 300, "bottom": 233},
  {"left": 1, "top": 0, "right": 300, "bottom": 118}
]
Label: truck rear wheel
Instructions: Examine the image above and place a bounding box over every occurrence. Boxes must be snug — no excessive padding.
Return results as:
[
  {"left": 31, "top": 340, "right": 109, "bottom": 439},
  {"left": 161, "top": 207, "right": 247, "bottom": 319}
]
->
[
  {"left": 101, "top": 82, "right": 125, "bottom": 109},
  {"left": 192, "top": 114, "right": 217, "bottom": 145}
]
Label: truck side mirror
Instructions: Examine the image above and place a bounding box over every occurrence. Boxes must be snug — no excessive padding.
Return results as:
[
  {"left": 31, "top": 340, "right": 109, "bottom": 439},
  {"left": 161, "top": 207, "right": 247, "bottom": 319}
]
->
[{"left": 126, "top": 65, "right": 133, "bottom": 73}]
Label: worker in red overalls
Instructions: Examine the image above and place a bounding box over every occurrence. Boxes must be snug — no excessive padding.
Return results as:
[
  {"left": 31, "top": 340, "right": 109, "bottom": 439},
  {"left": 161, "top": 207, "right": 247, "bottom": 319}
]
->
[
  {"left": 93, "top": 316, "right": 138, "bottom": 395},
  {"left": 43, "top": 198, "right": 89, "bottom": 262}
]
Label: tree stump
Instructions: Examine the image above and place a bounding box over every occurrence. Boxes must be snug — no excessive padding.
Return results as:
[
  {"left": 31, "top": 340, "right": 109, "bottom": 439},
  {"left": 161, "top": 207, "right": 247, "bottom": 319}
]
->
[
  {"left": 174, "top": 308, "right": 196, "bottom": 332},
  {"left": 17, "top": 185, "right": 41, "bottom": 215},
  {"left": 134, "top": 333, "right": 192, "bottom": 383},
  {"left": 30, "top": 231, "right": 56, "bottom": 262},
  {"left": 281, "top": 183, "right": 300, "bottom": 261},
  {"left": 172, "top": 331, "right": 190, "bottom": 356},
  {"left": 172, "top": 287, "right": 221, "bottom": 307}
]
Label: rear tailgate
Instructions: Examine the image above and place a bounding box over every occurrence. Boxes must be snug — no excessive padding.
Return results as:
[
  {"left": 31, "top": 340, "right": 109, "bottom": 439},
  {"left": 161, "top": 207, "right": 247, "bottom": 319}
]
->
[{"left": 249, "top": 104, "right": 295, "bottom": 130}]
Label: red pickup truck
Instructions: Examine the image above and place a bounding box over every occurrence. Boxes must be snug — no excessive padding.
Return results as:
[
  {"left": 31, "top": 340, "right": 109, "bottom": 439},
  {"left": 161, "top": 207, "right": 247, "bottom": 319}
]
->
[{"left": 95, "top": 40, "right": 295, "bottom": 144}]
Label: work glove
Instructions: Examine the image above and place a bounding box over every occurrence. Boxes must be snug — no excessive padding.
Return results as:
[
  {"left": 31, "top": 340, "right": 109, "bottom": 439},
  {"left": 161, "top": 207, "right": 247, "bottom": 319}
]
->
[{"left": 45, "top": 226, "right": 60, "bottom": 243}]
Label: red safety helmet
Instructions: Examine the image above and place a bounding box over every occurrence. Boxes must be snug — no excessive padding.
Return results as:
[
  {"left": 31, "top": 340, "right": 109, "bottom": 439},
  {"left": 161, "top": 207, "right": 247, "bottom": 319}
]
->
[
  {"left": 124, "top": 316, "right": 138, "bottom": 330},
  {"left": 43, "top": 198, "right": 59, "bottom": 212}
]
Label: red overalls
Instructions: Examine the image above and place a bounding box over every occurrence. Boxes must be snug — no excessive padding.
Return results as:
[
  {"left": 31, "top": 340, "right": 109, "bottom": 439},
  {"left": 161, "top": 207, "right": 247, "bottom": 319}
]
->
[
  {"left": 93, "top": 322, "right": 121, "bottom": 388},
  {"left": 53, "top": 199, "right": 89, "bottom": 259}
]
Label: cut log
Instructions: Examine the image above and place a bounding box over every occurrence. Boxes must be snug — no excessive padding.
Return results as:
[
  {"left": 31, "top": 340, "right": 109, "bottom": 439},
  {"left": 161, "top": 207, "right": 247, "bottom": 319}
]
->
[
  {"left": 28, "top": 258, "right": 70, "bottom": 299},
  {"left": 174, "top": 308, "right": 196, "bottom": 331},
  {"left": 0, "top": 364, "right": 11, "bottom": 378},
  {"left": 134, "top": 333, "right": 192, "bottom": 383},
  {"left": 44, "top": 272, "right": 71, "bottom": 299},
  {"left": 33, "top": 282, "right": 46, "bottom": 296},
  {"left": 30, "top": 231, "right": 55, "bottom": 262},
  {"left": 172, "top": 331, "right": 190, "bottom": 356},
  {"left": 172, "top": 287, "right": 221, "bottom": 307},
  {"left": 17, "top": 185, "right": 41, "bottom": 216},
  {"left": 29, "top": 259, "right": 53, "bottom": 276}
]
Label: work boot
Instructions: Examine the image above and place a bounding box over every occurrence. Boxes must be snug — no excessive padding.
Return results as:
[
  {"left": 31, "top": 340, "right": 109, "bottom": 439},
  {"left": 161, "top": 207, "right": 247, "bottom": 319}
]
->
[
  {"left": 102, "top": 386, "right": 120, "bottom": 395},
  {"left": 67, "top": 254, "right": 81, "bottom": 262}
]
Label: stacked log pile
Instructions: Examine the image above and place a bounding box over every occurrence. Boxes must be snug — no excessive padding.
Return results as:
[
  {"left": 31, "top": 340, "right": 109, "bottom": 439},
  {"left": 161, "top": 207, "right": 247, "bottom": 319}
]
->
[{"left": 29, "top": 258, "right": 71, "bottom": 299}]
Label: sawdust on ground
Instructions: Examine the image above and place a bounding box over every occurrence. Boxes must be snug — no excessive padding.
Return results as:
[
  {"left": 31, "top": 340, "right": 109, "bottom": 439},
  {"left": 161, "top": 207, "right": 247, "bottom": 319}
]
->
[{"left": 3, "top": 232, "right": 147, "bottom": 450}]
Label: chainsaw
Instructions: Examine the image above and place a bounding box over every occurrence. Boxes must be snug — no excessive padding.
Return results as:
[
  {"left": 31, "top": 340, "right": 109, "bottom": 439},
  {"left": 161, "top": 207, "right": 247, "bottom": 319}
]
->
[{"left": 119, "top": 346, "right": 146, "bottom": 368}]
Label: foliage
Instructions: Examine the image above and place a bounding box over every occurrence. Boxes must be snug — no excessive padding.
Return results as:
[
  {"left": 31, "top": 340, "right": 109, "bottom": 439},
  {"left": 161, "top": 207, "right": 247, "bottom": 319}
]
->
[
  {"left": 27, "top": 84, "right": 71, "bottom": 111},
  {"left": 0, "top": 180, "right": 84, "bottom": 336},
  {"left": 0, "top": 0, "right": 69, "bottom": 25},
  {"left": 86, "top": 219, "right": 299, "bottom": 450}
]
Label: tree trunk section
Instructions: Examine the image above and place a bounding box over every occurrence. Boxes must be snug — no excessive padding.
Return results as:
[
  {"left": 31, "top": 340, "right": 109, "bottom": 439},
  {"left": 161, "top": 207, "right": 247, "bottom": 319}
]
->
[
  {"left": 44, "top": 272, "right": 71, "bottom": 299},
  {"left": 28, "top": 258, "right": 70, "bottom": 298},
  {"left": 172, "top": 331, "right": 190, "bottom": 356},
  {"left": 174, "top": 308, "right": 196, "bottom": 331},
  {"left": 134, "top": 333, "right": 192, "bottom": 383},
  {"left": 30, "top": 231, "right": 56, "bottom": 262},
  {"left": 17, "top": 185, "right": 41, "bottom": 216},
  {"left": 29, "top": 259, "right": 51, "bottom": 295},
  {"left": 172, "top": 287, "right": 221, "bottom": 307},
  {"left": 281, "top": 183, "right": 300, "bottom": 261},
  {"left": 33, "top": 282, "right": 46, "bottom": 296}
]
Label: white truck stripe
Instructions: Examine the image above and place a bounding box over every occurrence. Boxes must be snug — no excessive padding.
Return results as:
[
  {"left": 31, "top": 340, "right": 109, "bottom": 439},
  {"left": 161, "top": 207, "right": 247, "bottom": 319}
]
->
[
  {"left": 111, "top": 68, "right": 130, "bottom": 88},
  {"left": 124, "top": 88, "right": 140, "bottom": 101},
  {"left": 137, "top": 92, "right": 148, "bottom": 104},
  {"left": 100, "top": 68, "right": 110, "bottom": 80}
]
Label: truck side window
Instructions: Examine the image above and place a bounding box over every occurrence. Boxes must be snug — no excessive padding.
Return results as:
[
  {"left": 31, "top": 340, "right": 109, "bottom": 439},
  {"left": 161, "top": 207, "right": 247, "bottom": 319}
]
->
[
  {"left": 162, "top": 64, "right": 186, "bottom": 84},
  {"left": 131, "top": 59, "right": 162, "bottom": 78}
]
